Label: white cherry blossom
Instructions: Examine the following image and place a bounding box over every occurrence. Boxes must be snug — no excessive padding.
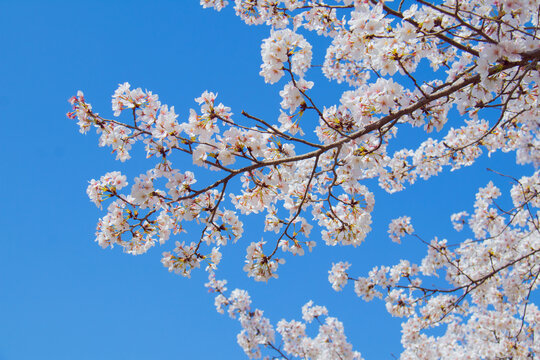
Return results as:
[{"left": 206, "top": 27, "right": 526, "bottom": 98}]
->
[{"left": 69, "top": 0, "right": 540, "bottom": 358}]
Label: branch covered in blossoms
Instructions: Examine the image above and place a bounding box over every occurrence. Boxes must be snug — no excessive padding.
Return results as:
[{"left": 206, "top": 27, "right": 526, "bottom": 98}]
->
[
  {"left": 330, "top": 172, "right": 540, "bottom": 358},
  {"left": 206, "top": 272, "right": 363, "bottom": 359},
  {"left": 69, "top": 0, "right": 540, "bottom": 358}
]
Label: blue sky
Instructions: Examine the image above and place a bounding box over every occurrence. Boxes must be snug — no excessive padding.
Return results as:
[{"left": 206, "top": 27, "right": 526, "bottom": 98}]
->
[{"left": 0, "top": 2, "right": 535, "bottom": 360}]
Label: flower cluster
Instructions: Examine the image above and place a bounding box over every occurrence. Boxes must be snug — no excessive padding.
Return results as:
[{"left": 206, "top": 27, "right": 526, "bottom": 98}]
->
[
  {"left": 260, "top": 29, "right": 312, "bottom": 84},
  {"left": 328, "top": 262, "right": 351, "bottom": 291},
  {"left": 206, "top": 274, "right": 362, "bottom": 359},
  {"left": 388, "top": 216, "right": 414, "bottom": 243}
]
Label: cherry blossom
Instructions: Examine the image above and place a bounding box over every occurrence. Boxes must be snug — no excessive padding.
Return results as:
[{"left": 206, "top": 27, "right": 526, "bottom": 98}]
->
[{"left": 69, "top": 0, "right": 540, "bottom": 358}]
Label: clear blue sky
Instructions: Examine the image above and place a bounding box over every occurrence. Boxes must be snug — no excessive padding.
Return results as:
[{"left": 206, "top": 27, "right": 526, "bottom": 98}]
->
[{"left": 0, "top": 1, "right": 534, "bottom": 359}]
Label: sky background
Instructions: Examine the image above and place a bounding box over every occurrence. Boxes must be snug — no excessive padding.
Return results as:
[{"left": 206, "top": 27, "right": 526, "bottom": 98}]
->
[{"left": 0, "top": 1, "right": 535, "bottom": 360}]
